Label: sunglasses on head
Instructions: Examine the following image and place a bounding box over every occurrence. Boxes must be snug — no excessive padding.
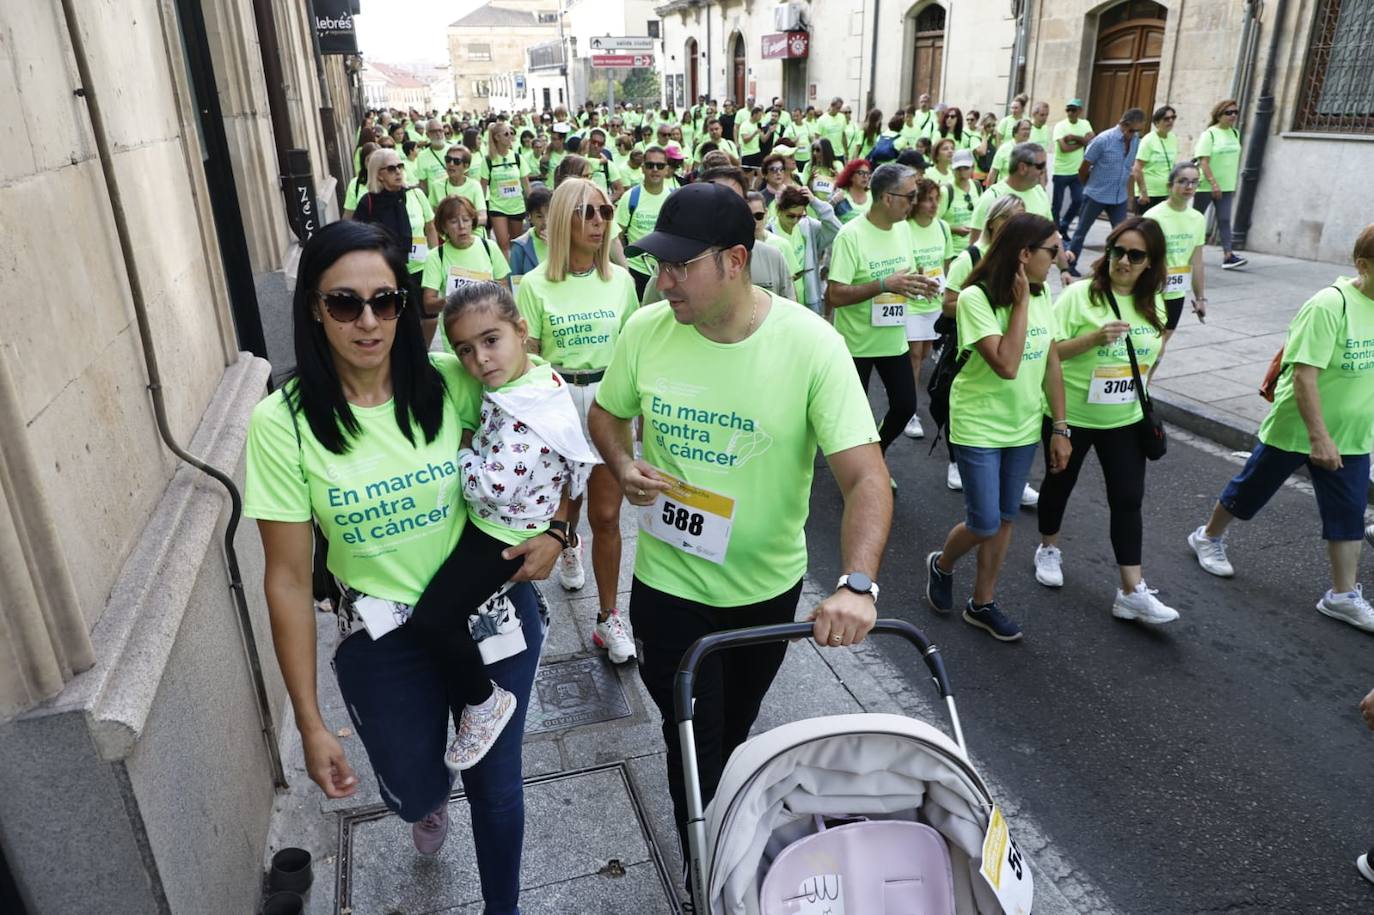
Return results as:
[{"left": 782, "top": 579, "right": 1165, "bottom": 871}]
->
[
  {"left": 317, "top": 288, "right": 406, "bottom": 323},
  {"left": 1109, "top": 245, "right": 1149, "bottom": 264},
  {"left": 574, "top": 203, "right": 615, "bottom": 221}
]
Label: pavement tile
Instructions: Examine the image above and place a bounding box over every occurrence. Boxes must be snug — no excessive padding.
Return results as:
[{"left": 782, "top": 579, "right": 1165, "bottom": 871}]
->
[{"left": 434, "top": 861, "right": 673, "bottom": 914}]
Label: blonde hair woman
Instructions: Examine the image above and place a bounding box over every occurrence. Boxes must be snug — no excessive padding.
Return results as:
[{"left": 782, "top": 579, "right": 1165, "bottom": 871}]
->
[
  {"left": 352, "top": 147, "right": 437, "bottom": 322},
  {"left": 514, "top": 179, "right": 640, "bottom": 664}
]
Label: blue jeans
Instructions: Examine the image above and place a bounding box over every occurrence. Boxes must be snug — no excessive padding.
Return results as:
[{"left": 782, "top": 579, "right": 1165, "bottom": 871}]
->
[
  {"left": 1219, "top": 443, "right": 1370, "bottom": 541},
  {"left": 333, "top": 582, "right": 547, "bottom": 915},
  {"left": 953, "top": 443, "right": 1038, "bottom": 537},
  {"left": 1067, "top": 195, "right": 1129, "bottom": 264},
  {"left": 1051, "top": 174, "right": 1083, "bottom": 235}
]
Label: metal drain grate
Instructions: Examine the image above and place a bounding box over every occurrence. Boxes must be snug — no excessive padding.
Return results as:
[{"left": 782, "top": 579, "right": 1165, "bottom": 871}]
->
[{"left": 524, "top": 655, "right": 633, "bottom": 735}]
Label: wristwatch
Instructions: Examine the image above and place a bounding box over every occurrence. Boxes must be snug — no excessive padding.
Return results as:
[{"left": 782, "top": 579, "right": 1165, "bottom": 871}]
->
[
  {"left": 1051, "top": 424, "right": 1072, "bottom": 439},
  {"left": 836, "top": 572, "right": 880, "bottom": 604}
]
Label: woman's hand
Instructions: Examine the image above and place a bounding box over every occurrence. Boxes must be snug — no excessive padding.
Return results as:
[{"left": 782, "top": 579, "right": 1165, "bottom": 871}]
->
[
  {"left": 1011, "top": 265, "right": 1030, "bottom": 308},
  {"left": 302, "top": 725, "right": 358, "bottom": 799},
  {"left": 503, "top": 533, "right": 563, "bottom": 581},
  {"left": 1210, "top": 187, "right": 1221, "bottom": 201},
  {"left": 1048, "top": 432, "right": 1073, "bottom": 473},
  {"left": 1094, "top": 320, "right": 1132, "bottom": 346},
  {"left": 1192, "top": 297, "right": 1208, "bottom": 323}
]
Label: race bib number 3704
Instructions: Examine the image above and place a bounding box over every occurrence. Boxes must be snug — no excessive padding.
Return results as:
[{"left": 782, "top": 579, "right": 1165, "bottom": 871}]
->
[{"left": 639, "top": 469, "right": 735, "bottom": 564}]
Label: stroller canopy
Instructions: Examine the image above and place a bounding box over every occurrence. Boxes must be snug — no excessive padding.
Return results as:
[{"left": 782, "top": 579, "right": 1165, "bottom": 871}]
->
[{"left": 705, "top": 712, "right": 1005, "bottom": 915}]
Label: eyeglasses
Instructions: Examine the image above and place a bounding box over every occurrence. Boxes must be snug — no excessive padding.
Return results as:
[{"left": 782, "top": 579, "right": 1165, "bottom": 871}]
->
[
  {"left": 446, "top": 157, "right": 469, "bottom": 165},
  {"left": 1034, "top": 244, "right": 1061, "bottom": 259},
  {"left": 643, "top": 161, "right": 669, "bottom": 171},
  {"left": 766, "top": 165, "right": 785, "bottom": 173},
  {"left": 752, "top": 211, "right": 766, "bottom": 221},
  {"left": 1173, "top": 178, "right": 1200, "bottom": 187},
  {"left": 659, "top": 248, "right": 720, "bottom": 283},
  {"left": 854, "top": 170, "right": 871, "bottom": 178},
  {"left": 381, "top": 163, "right": 404, "bottom": 173},
  {"left": 1222, "top": 109, "right": 1239, "bottom": 116},
  {"left": 316, "top": 288, "right": 406, "bottom": 323},
  {"left": 1109, "top": 245, "right": 1149, "bottom": 265},
  {"left": 884, "top": 189, "right": 917, "bottom": 201},
  {"left": 574, "top": 203, "right": 615, "bottom": 221},
  {"left": 1029, "top": 160, "right": 1047, "bottom": 171}
]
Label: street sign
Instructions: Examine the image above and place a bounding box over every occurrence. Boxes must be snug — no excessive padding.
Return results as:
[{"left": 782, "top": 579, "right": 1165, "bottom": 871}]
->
[
  {"left": 592, "top": 54, "right": 654, "bottom": 68},
  {"left": 589, "top": 35, "right": 654, "bottom": 52}
]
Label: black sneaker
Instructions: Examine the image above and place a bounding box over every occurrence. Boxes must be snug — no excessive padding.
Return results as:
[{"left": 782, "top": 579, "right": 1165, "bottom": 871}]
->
[
  {"left": 926, "top": 551, "right": 953, "bottom": 613},
  {"left": 1221, "top": 253, "right": 1248, "bottom": 270},
  {"left": 962, "top": 599, "right": 1023, "bottom": 642}
]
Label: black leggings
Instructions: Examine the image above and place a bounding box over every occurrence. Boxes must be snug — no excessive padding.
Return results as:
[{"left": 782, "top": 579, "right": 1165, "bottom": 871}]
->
[
  {"left": 1036, "top": 417, "right": 1146, "bottom": 565},
  {"left": 408, "top": 525, "right": 524, "bottom": 708},
  {"left": 853, "top": 354, "right": 917, "bottom": 452},
  {"left": 630, "top": 577, "right": 803, "bottom": 867}
]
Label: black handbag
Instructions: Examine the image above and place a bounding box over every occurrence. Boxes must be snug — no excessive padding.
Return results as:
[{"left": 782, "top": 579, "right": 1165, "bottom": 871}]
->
[{"left": 1105, "top": 290, "right": 1167, "bottom": 461}]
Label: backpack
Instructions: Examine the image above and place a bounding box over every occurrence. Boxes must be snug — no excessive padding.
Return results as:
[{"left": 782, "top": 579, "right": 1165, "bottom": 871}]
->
[
  {"left": 926, "top": 275, "right": 982, "bottom": 452},
  {"left": 867, "top": 134, "right": 899, "bottom": 166},
  {"left": 1259, "top": 285, "right": 1345, "bottom": 401}
]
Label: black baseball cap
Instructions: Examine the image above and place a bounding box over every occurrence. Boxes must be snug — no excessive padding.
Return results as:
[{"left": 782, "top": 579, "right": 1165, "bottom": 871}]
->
[{"left": 626, "top": 183, "right": 755, "bottom": 261}]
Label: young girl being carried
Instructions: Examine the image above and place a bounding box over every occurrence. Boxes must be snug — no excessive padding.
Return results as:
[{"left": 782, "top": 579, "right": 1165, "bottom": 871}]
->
[{"left": 407, "top": 281, "right": 598, "bottom": 773}]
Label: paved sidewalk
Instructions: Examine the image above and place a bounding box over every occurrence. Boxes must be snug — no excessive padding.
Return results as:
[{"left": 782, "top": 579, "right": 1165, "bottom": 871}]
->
[{"left": 261, "top": 507, "right": 1117, "bottom": 914}]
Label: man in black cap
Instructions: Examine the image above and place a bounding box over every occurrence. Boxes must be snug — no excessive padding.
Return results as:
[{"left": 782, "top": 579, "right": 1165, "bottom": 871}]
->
[{"left": 587, "top": 182, "right": 893, "bottom": 897}]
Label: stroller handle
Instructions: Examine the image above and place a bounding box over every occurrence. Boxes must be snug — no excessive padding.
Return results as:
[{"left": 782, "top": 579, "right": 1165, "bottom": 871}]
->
[{"left": 673, "top": 618, "right": 952, "bottom": 725}]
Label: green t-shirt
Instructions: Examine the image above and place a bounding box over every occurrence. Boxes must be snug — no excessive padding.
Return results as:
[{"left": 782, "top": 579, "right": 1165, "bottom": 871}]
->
[
  {"left": 416, "top": 144, "right": 451, "bottom": 187},
  {"left": 1135, "top": 130, "right": 1179, "bottom": 198},
  {"left": 543, "top": 149, "right": 567, "bottom": 185},
  {"left": 1051, "top": 118, "right": 1093, "bottom": 177},
  {"left": 772, "top": 222, "right": 806, "bottom": 278},
  {"left": 588, "top": 156, "right": 623, "bottom": 195},
  {"left": 803, "top": 164, "right": 837, "bottom": 199},
  {"left": 401, "top": 188, "right": 435, "bottom": 273},
  {"left": 403, "top": 159, "right": 422, "bottom": 188},
  {"left": 837, "top": 191, "right": 872, "bottom": 224},
  {"left": 997, "top": 115, "right": 1019, "bottom": 144},
  {"left": 243, "top": 354, "right": 481, "bottom": 606},
  {"left": 1259, "top": 278, "right": 1374, "bottom": 455},
  {"left": 815, "top": 113, "right": 846, "bottom": 152},
  {"left": 516, "top": 262, "right": 639, "bottom": 369},
  {"left": 928, "top": 165, "right": 956, "bottom": 185},
  {"left": 828, "top": 217, "right": 915, "bottom": 357},
  {"left": 970, "top": 180, "right": 1052, "bottom": 230},
  {"left": 483, "top": 153, "right": 526, "bottom": 215},
  {"left": 760, "top": 231, "right": 794, "bottom": 275},
  {"left": 791, "top": 122, "right": 812, "bottom": 161},
  {"left": 428, "top": 175, "right": 487, "bottom": 216},
  {"left": 738, "top": 118, "right": 761, "bottom": 156},
  {"left": 421, "top": 239, "right": 511, "bottom": 354},
  {"left": 1143, "top": 201, "right": 1206, "bottom": 299},
  {"left": 951, "top": 284, "right": 1057, "bottom": 447},
  {"left": 1029, "top": 123, "right": 1051, "bottom": 149},
  {"left": 344, "top": 177, "right": 368, "bottom": 213},
  {"left": 990, "top": 141, "right": 1016, "bottom": 178},
  {"left": 1053, "top": 281, "right": 1165, "bottom": 429},
  {"left": 907, "top": 217, "right": 954, "bottom": 315},
  {"left": 939, "top": 180, "right": 981, "bottom": 254},
  {"left": 1195, "top": 125, "right": 1241, "bottom": 193},
  {"left": 595, "top": 296, "right": 880, "bottom": 606},
  {"left": 944, "top": 244, "right": 981, "bottom": 294},
  {"left": 616, "top": 183, "right": 673, "bottom": 274}
]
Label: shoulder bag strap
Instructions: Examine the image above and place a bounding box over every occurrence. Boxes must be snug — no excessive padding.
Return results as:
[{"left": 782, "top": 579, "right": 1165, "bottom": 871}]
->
[{"left": 1104, "top": 288, "right": 1151, "bottom": 415}]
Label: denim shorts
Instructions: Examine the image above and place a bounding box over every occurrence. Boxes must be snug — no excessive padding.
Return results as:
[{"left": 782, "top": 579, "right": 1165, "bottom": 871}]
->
[
  {"left": 953, "top": 442, "right": 1038, "bottom": 537},
  {"left": 1219, "top": 443, "right": 1370, "bottom": 541}
]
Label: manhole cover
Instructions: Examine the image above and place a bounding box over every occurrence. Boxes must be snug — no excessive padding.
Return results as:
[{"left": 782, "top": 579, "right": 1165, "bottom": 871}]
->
[{"left": 525, "top": 656, "right": 632, "bottom": 735}]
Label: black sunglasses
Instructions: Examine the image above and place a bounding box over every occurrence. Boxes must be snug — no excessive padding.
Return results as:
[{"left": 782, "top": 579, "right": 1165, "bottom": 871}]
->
[
  {"left": 381, "top": 163, "right": 404, "bottom": 173},
  {"left": 574, "top": 203, "right": 615, "bottom": 221},
  {"left": 317, "top": 288, "right": 407, "bottom": 323},
  {"left": 752, "top": 211, "right": 766, "bottom": 221},
  {"left": 643, "top": 161, "right": 668, "bottom": 170},
  {"left": 446, "top": 157, "right": 469, "bottom": 165},
  {"left": 1109, "top": 245, "right": 1149, "bottom": 265},
  {"left": 1222, "top": 109, "right": 1239, "bottom": 116}
]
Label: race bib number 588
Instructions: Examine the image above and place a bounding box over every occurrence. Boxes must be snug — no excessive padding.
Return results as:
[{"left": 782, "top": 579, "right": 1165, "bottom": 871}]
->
[{"left": 639, "top": 469, "right": 735, "bottom": 564}]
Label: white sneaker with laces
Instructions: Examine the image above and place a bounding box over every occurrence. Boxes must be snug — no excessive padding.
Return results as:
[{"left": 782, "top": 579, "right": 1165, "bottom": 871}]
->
[
  {"left": 946, "top": 462, "right": 963, "bottom": 491},
  {"left": 1021, "top": 483, "right": 1039, "bottom": 508},
  {"left": 1188, "top": 525, "right": 1234, "bottom": 577},
  {"left": 1112, "top": 581, "right": 1179, "bottom": 624},
  {"left": 903, "top": 415, "right": 925, "bottom": 439},
  {"left": 594, "top": 608, "right": 637, "bottom": 663},
  {"left": 1366, "top": 524, "right": 1374, "bottom": 550},
  {"left": 1316, "top": 585, "right": 1374, "bottom": 633},
  {"left": 558, "top": 538, "right": 586, "bottom": 590},
  {"left": 1034, "top": 544, "right": 1064, "bottom": 588},
  {"left": 445, "top": 684, "right": 517, "bottom": 773}
]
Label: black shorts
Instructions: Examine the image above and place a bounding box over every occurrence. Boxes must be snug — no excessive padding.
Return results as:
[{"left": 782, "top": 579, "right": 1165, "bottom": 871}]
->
[
  {"left": 741, "top": 153, "right": 764, "bottom": 169},
  {"left": 1164, "top": 296, "right": 1184, "bottom": 331},
  {"left": 490, "top": 211, "right": 526, "bottom": 223}
]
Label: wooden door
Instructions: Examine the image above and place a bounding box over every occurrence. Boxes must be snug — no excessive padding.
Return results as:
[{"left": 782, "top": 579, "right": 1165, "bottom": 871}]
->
[
  {"left": 687, "top": 40, "right": 699, "bottom": 102},
  {"left": 909, "top": 5, "right": 945, "bottom": 104},
  {"left": 1089, "top": 0, "right": 1166, "bottom": 131},
  {"left": 732, "top": 36, "right": 746, "bottom": 104}
]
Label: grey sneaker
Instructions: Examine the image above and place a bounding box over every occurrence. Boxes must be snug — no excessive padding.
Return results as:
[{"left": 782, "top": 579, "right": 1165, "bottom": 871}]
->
[
  {"left": 1316, "top": 585, "right": 1374, "bottom": 633},
  {"left": 1112, "top": 582, "right": 1180, "bottom": 624},
  {"left": 1034, "top": 544, "right": 1064, "bottom": 588},
  {"left": 1188, "top": 526, "right": 1234, "bottom": 577},
  {"left": 412, "top": 801, "right": 450, "bottom": 855}
]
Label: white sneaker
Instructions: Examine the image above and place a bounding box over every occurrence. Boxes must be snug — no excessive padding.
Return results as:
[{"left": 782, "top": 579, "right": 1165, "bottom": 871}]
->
[
  {"left": 1366, "top": 523, "right": 1374, "bottom": 549},
  {"left": 1034, "top": 544, "right": 1064, "bottom": 588},
  {"left": 1188, "top": 526, "right": 1234, "bottom": 577},
  {"left": 903, "top": 414, "right": 925, "bottom": 439},
  {"left": 1021, "top": 483, "right": 1039, "bottom": 508},
  {"left": 1316, "top": 585, "right": 1374, "bottom": 633},
  {"left": 594, "top": 608, "right": 637, "bottom": 663},
  {"left": 558, "top": 538, "right": 586, "bottom": 590},
  {"left": 946, "top": 462, "right": 963, "bottom": 491},
  {"left": 1112, "top": 581, "right": 1180, "bottom": 624},
  {"left": 445, "top": 684, "right": 517, "bottom": 773}
]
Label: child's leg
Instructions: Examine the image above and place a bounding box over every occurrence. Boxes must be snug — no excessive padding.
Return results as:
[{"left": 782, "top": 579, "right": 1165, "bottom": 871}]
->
[{"left": 408, "top": 525, "right": 525, "bottom": 709}]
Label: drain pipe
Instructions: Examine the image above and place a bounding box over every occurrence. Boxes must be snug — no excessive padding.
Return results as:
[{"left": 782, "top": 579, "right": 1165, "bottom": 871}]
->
[
  {"left": 866, "top": 0, "right": 881, "bottom": 111},
  {"left": 1006, "top": 0, "right": 1032, "bottom": 109},
  {"left": 58, "top": 0, "right": 287, "bottom": 790},
  {"left": 1231, "top": 0, "right": 1288, "bottom": 251}
]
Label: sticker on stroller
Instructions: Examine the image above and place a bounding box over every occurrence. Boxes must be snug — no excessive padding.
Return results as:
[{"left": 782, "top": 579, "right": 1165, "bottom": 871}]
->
[
  {"left": 980, "top": 805, "right": 1033, "bottom": 914},
  {"left": 639, "top": 469, "right": 735, "bottom": 564},
  {"left": 784, "top": 874, "right": 845, "bottom": 915}
]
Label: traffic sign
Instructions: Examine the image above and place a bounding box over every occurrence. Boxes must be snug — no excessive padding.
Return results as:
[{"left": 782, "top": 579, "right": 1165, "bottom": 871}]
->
[
  {"left": 591, "top": 53, "right": 654, "bottom": 68},
  {"left": 589, "top": 35, "right": 654, "bottom": 51}
]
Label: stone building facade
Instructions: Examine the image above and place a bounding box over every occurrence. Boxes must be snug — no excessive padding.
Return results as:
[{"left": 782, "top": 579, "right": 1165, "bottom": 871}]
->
[{"left": 447, "top": 1, "right": 562, "bottom": 112}]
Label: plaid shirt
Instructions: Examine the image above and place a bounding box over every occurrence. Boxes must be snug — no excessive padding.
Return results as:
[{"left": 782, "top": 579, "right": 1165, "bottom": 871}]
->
[{"left": 1082, "top": 126, "right": 1139, "bottom": 205}]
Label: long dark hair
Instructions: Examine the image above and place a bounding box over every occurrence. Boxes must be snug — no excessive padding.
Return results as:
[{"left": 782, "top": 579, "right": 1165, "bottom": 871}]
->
[
  {"left": 965, "top": 213, "right": 1058, "bottom": 308},
  {"left": 810, "top": 137, "right": 837, "bottom": 172},
  {"left": 1089, "top": 216, "right": 1167, "bottom": 332},
  {"left": 285, "top": 221, "right": 445, "bottom": 455},
  {"left": 861, "top": 108, "right": 883, "bottom": 147},
  {"left": 940, "top": 107, "right": 965, "bottom": 143}
]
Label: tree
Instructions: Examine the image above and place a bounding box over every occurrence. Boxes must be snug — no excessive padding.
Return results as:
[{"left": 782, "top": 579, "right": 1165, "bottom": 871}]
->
[{"left": 588, "top": 68, "right": 661, "bottom": 107}]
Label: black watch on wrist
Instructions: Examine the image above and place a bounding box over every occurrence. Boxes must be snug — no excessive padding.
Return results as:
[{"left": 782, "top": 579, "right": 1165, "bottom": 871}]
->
[{"left": 836, "top": 572, "right": 880, "bottom": 603}]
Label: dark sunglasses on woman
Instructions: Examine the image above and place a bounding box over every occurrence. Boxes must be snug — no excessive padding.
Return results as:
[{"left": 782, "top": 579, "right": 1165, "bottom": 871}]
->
[
  {"left": 316, "top": 288, "right": 407, "bottom": 322},
  {"left": 1109, "top": 245, "right": 1149, "bottom": 265}
]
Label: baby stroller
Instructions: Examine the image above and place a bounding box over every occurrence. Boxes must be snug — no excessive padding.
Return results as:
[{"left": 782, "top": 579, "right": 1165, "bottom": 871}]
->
[{"left": 675, "top": 619, "right": 1031, "bottom": 915}]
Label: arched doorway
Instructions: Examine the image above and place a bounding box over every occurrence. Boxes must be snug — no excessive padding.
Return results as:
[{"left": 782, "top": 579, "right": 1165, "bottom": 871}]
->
[
  {"left": 907, "top": 4, "right": 945, "bottom": 105},
  {"left": 1089, "top": 0, "right": 1166, "bottom": 131},
  {"left": 731, "top": 33, "right": 747, "bottom": 105},
  {"left": 686, "top": 38, "right": 699, "bottom": 103}
]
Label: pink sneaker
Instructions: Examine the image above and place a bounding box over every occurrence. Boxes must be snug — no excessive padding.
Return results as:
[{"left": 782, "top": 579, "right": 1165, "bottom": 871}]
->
[{"left": 412, "top": 801, "right": 449, "bottom": 855}]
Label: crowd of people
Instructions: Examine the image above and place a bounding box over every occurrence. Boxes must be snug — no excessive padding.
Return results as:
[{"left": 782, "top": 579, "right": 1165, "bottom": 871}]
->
[{"left": 245, "top": 90, "right": 1374, "bottom": 912}]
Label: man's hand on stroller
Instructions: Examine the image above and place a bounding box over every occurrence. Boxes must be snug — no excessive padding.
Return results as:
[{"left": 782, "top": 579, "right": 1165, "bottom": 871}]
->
[
  {"left": 808, "top": 590, "right": 877, "bottom": 648},
  {"left": 1361, "top": 687, "right": 1374, "bottom": 730}
]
